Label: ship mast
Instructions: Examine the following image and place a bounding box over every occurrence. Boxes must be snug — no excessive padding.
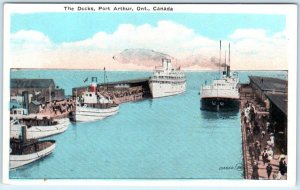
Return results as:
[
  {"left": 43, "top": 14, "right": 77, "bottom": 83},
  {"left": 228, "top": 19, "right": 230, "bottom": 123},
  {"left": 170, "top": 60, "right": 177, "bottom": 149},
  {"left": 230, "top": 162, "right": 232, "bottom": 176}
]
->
[
  {"left": 229, "top": 43, "right": 230, "bottom": 67},
  {"left": 224, "top": 51, "right": 227, "bottom": 71},
  {"left": 217, "top": 40, "right": 221, "bottom": 110},
  {"left": 103, "top": 67, "right": 106, "bottom": 84},
  {"left": 219, "top": 40, "right": 221, "bottom": 76}
]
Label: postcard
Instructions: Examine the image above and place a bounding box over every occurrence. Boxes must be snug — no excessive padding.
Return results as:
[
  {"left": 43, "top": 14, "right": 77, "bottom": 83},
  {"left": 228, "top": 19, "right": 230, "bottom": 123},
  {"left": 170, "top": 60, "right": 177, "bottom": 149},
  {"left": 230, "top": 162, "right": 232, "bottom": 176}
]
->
[{"left": 2, "top": 3, "right": 297, "bottom": 187}]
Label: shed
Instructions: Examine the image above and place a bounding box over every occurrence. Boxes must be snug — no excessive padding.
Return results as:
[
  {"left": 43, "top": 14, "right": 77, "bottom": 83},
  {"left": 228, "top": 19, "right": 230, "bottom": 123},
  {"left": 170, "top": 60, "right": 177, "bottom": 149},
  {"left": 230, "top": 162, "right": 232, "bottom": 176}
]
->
[
  {"left": 11, "top": 78, "right": 56, "bottom": 103},
  {"left": 29, "top": 100, "right": 42, "bottom": 114}
]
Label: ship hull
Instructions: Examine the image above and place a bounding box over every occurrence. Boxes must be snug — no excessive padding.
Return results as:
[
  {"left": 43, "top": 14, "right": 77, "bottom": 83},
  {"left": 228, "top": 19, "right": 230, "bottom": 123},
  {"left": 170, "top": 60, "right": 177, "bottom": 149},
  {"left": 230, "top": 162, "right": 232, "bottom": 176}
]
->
[
  {"left": 74, "top": 105, "right": 119, "bottom": 122},
  {"left": 201, "top": 97, "right": 240, "bottom": 112},
  {"left": 10, "top": 140, "right": 56, "bottom": 169},
  {"left": 149, "top": 82, "right": 186, "bottom": 98},
  {"left": 11, "top": 118, "right": 70, "bottom": 140}
]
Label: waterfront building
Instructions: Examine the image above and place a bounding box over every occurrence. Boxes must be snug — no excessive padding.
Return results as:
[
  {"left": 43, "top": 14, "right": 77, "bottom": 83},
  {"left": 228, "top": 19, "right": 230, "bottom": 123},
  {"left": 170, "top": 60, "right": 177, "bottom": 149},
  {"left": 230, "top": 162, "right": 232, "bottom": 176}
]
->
[
  {"left": 10, "top": 79, "right": 65, "bottom": 104},
  {"left": 248, "top": 76, "right": 288, "bottom": 153}
]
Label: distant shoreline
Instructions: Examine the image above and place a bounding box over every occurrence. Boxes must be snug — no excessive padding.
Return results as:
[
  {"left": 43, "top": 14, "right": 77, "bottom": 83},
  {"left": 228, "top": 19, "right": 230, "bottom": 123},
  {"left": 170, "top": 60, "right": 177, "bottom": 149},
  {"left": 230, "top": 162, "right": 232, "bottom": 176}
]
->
[{"left": 10, "top": 68, "right": 288, "bottom": 72}]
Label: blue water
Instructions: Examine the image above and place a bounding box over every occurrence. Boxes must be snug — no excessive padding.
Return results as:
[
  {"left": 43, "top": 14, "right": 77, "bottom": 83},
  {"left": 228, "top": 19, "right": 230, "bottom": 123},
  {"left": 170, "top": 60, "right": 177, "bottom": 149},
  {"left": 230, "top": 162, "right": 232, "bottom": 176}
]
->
[{"left": 9, "top": 70, "right": 287, "bottom": 179}]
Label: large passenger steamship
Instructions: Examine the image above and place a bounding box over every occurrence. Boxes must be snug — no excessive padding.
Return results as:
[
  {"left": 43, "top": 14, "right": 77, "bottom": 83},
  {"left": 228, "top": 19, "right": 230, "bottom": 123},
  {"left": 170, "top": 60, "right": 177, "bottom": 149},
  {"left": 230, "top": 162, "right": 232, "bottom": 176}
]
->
[
  {"left": 200, "top": 41, "right": 240, "bottom": 111},
  {"left": 149, "top": 58, "right": 186, "bottom": 98}
]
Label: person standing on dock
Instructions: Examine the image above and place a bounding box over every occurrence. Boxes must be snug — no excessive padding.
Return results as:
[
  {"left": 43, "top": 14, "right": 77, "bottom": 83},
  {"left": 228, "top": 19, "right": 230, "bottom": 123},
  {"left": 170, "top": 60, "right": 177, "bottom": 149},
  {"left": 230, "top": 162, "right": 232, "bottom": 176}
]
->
[
  {"left": 252, "top": 161, "right": 259, "bottom": 179},
  {"left": 261, "top": 130, "right": 266, "bottom": 139},
  {"left": 266, "top": 163, "right": 273, "bottom": 179},
  {"left": 254, "top": 141, "right": 261, "bottom": 161},
  {"left": 279, "top": 157, "right": 287, "bottom": 176},
  {"left": 270, "top": 133, "right": 275, "bottom": 147},
  {"left": 262, "top": 148, "right": 269, "bottom": 165},
  {"left": 255, "top": 147, "right": 260, "bottom": 161},
  {"left": 267, "top": 147, "right": 274, "bottom": 160},
  {"left": 266, "top": 120, "right": 271, "bottom": 132}
]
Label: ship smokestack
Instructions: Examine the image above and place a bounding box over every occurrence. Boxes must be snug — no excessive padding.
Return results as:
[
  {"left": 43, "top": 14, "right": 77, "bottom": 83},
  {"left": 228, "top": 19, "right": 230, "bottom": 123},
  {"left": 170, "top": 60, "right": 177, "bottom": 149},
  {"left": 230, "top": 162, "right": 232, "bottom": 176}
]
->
[
  {"left": 162, "top": 58, "right": 171, "bottom": 70},
  {"left": 89, "top": 83, "right": 97, "bottom": 93},
  {"left": 89, "top": 77, "right": 98, "bottom": 93},
  {"left": 227, "top": 43, "right": 231, "bottom": 77},
  {"left": 227, "top": 65, "right": 230, "bottom": 77},
  {"left": 21, "top": 126, "right": 27, "bottom": 143},
  {"left": 22, "top": 91, "right": 29, "bottom": 115}
]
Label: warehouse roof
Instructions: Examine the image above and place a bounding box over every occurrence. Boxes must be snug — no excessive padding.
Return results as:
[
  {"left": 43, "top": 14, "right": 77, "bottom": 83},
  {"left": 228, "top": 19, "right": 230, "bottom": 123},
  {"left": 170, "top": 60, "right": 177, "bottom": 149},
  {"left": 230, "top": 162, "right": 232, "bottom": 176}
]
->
[
  {"left": 265, "top": 93, "right": 287, "bottom": 116},
  {"left": 249, "top": 76, "right": 288, "bottom": 93},
  {"left": 11, "top": 79, "right": 55, "bottom": 88}
]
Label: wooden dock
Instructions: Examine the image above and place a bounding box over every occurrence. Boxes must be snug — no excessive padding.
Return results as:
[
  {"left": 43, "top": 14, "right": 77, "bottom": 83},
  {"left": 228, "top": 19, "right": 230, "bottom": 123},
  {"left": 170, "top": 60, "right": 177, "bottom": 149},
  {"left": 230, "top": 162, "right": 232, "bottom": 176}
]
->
[
  {"left": 20, "top": 99, "right": 76, "bottom": 120},
  {"left": 72, "top": 78, "right": 151, "bottom": 105},
  {"left": 240, "top": 84, "right": 287, "bottom": 180}
]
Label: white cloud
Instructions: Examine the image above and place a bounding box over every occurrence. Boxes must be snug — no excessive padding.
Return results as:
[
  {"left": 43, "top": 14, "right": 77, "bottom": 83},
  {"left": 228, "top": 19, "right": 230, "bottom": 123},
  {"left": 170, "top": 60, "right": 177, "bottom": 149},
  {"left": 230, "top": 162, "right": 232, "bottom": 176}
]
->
[
  {"left": 229, "top": 28, "right": 267, "bottom": 40},
  {"left": 228, "top": 28, "right": 287, "bottom": 70},
  {"left": 59, "top": 20, "right": 217, "bottom": 58},
  {"left": 10, "top": 21, "right": 288, "bottom": 70},
  {"left": 273, "top": 29, "right": 287, "bottom": 39},
  {"left": 11, "top": 30, "right": 53, "bottom": 50}
]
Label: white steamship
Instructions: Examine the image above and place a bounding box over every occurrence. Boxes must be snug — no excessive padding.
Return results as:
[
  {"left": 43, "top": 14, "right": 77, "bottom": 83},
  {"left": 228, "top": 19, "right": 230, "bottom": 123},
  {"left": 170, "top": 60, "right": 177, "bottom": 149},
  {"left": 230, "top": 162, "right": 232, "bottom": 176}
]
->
[
  {"left": 200, "top": 41, "right": 240, "bottom": 112},
  {"left": 149, "top": 58, "right": 186, "bottom": 98},
  {"left": 74, "top": 82, "right": 119, "bottom": 122}
]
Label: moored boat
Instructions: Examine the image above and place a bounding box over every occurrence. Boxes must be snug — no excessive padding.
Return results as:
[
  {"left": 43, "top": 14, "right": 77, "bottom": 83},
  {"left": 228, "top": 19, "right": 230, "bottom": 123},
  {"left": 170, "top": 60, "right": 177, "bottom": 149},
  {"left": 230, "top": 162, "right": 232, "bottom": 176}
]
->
[
  {"left": 10, "top": 138, "right": 56, "bottom": 169},
  {"left": 200, "top": 41, "right": 240, "bottom": 112},
  {"left": 73, "top": 82, "right": 119, "bottom": 122},
  {"left": 10, "top": 117, "right": 70, "bottom": 140}
]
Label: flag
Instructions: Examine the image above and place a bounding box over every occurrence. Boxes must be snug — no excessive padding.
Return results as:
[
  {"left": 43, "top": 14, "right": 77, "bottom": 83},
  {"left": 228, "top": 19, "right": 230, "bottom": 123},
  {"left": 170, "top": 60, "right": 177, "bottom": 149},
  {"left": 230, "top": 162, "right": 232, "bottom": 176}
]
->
[{"left": 84, "top": 77, "right": 88, "bottom": 83}]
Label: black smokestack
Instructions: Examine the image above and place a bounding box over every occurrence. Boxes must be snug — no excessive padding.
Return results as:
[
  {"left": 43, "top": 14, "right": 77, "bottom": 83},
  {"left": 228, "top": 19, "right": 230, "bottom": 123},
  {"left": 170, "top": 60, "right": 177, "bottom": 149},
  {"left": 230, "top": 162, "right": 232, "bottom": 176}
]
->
[
  {"left": 22, "top": 91, "right": 29, "bottom": 115},
  {"left": 21, "top": 126, "right": 27, "bottom": 142}
]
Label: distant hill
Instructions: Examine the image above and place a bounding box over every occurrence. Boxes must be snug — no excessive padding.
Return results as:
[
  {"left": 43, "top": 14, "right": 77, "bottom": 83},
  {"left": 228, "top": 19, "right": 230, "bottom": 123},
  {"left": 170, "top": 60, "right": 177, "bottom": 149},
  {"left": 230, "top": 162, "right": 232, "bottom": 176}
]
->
[
  {"left": 112, "top": 49, "right": 174, "bottom": 67},
  {"left": 113, "top": 48, "right": 222, "bottom": 70}
]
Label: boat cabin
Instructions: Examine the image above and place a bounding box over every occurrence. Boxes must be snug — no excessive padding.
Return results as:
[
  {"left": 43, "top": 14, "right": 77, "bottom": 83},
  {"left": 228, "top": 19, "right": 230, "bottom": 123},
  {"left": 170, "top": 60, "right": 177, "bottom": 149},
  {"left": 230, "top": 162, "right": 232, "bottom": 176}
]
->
[{"left": 10, "top": 139, "right": 55, "bottom": 155}]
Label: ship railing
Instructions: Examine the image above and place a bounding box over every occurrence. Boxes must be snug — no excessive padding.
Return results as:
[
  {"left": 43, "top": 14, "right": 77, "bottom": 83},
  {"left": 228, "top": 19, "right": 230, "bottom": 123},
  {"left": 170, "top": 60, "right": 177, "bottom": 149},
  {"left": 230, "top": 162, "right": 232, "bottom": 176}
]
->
[
  {"left": 201, "top": 88, "right": 240, "bottom": 97},
  {"left": 201, "top": 85, "right": 214, "bottom": 90},
  {"left": 150, "top": 77, "right": 186, "bottom": 82}
]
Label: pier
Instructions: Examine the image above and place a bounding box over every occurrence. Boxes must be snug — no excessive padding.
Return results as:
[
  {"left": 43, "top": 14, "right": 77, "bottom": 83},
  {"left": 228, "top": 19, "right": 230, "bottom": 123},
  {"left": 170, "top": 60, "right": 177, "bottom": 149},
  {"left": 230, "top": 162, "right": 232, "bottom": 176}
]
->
[
  {"left": 240, "top": 76, "right": 288, "bottom": 180},
  {"left": 72, "top": 78, "right": 151, "bottom": 104},
  {"left": 10, "top": 77, "right": 152, "bottom": 120}
]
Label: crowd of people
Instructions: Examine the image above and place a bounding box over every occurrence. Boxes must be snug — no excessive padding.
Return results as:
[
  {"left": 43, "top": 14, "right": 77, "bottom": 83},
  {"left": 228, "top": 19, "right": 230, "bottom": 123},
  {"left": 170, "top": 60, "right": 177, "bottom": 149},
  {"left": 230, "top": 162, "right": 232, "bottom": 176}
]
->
[
  {"left": 50, "top": 100, "right": 75, "bottom": 115},
  {"left": 98, "top": 86, "right": 144, "bottom": 99},
  {"left": 38, "top": 99, "right": 75, "bottom": 116},
  {"left": 242, "top": 101, "right": 287, "bottom": 180}
]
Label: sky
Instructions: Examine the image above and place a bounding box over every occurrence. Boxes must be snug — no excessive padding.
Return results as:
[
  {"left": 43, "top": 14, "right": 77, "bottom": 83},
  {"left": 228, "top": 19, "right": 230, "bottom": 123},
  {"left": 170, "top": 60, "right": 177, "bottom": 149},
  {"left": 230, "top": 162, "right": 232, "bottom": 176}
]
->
[
  {"left": 9, "top": 12, "right": 288, "bottom": 70},
  {"left": 11, "top": 13, "right": 285, "bottom": 43}
]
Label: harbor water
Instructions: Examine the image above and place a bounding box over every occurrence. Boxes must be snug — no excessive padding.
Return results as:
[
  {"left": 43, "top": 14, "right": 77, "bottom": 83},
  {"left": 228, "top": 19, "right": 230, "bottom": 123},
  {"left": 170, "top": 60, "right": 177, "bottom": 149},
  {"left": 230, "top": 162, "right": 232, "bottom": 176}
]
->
[{"left": 9, "top": 70, "right": 287, "bottom": 179}]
